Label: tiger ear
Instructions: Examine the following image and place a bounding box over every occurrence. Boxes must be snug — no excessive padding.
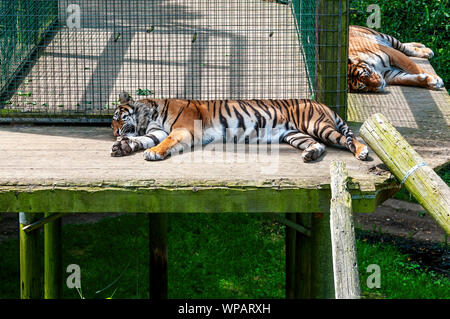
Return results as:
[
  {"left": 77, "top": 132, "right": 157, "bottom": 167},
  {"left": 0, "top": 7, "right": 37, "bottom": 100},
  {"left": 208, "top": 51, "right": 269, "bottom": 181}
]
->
[
  {"left": 119, "top": 91, "right": 134, "bottom": 104},
  {"left": 348, "top": 56, "right": 358, "bottom": 65}
]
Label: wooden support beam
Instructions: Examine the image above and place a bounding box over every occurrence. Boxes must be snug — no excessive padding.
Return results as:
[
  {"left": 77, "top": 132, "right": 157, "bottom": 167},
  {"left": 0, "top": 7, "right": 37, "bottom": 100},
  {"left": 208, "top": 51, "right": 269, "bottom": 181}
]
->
[
  {"left": 23, "top": 213, "right": 65, "bottom": 233},
  {"left": 149, "top": 213, "right": 168, "bottom": 299},
  {"left": 360, "top": 113, "right": 450, "bottom": 234},
  {"left": 316, "top": 0, "right": 349, "bottom": 119},
  {"left": 272, "top": 213, "right": 311, "bottom": 237},
  {"left": 19, "top": 212, "right": 42, "bottom": 299},
  {"left": 310, "top": 213, "right": 335, "bottom": 298},
  {"left": 44, "top": 213, "right": 62, "bottom": 299},
  {"left": 294, "top": 214, "right": 312, "bottom": 299},
  {"left": 330, "top": 161, "right": 361, "bottom": 299},
  {"left": 285, "top": 213, "right": 296, "bottom": 299}
]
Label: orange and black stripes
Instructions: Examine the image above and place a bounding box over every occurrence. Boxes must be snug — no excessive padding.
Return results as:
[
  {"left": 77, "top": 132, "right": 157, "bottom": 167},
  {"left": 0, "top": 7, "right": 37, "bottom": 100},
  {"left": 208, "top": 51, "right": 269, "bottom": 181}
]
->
[{"left": 111, "top": 92, "right": 368, "bottom": 161}]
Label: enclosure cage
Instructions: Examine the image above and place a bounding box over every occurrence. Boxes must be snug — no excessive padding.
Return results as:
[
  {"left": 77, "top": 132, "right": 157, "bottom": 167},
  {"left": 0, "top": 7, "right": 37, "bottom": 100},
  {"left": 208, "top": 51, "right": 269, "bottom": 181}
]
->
[{"left": 0, "top": 0, "right": 349, "bottom": 124}]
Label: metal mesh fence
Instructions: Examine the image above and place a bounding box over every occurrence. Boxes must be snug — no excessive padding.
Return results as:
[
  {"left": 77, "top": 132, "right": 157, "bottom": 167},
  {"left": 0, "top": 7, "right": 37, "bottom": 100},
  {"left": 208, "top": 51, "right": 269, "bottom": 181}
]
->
[{"left": 0, "top": 0, "right": 346, "bottom": 124}]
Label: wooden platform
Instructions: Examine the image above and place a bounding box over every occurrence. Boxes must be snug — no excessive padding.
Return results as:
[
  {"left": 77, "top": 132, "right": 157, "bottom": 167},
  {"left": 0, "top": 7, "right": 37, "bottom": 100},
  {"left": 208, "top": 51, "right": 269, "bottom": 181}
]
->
[{"left": 0, "top": 124, "right": 396, "bottom": 214}]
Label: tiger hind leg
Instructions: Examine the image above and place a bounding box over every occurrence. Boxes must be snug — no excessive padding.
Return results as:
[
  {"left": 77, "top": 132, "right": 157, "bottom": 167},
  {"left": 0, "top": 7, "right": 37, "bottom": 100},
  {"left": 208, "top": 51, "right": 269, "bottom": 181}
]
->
[
  {"left": 402, "top": 43, "right": 434, "bottom": 59},
  {"left": 386, "top": 68, "right": 444, "bottom": 90},
  {"left": 283, "top": 132, "right": 326, "bottom": 162},
  {"left": 334, "top": 119, "right": 369, "bottom": 160}
]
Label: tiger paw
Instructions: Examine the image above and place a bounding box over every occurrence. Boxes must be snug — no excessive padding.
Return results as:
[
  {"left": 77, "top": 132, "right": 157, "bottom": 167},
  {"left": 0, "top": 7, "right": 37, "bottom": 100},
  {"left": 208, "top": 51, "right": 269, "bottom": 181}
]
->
[
  {"left": 143, "top": 147, "right": 167, "bottom": 161},
  {"left": 418, "top": 47, "right": 434, "bottom": 59},
  {"left": 301, "top": 144, "right": 325, "bottom": 163},
  {"left": 423, "top": 74, "right": 444, "bottom": 90},
  {"left": 355, "top": 145, "right": 369, "bottom": 160},
  {"left": 111, "top": 137, "right": 135, "bottom": 157}
]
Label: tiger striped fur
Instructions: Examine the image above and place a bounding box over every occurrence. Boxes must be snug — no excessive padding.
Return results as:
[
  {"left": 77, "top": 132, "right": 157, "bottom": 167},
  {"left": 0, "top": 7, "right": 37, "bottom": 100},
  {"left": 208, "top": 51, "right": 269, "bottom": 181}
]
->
[
  {"left": 348, "top": 25, "right": 444, "bottom": 92},
  {"left": 111, "top": 92, "right": 369, "bottom": 162}
]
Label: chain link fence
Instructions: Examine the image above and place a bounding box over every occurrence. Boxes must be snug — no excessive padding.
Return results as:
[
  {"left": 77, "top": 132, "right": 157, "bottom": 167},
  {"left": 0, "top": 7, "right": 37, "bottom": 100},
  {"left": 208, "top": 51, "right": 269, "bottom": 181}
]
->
[{"left": 0, "top": 0, "right": 347, "bottom": 123}]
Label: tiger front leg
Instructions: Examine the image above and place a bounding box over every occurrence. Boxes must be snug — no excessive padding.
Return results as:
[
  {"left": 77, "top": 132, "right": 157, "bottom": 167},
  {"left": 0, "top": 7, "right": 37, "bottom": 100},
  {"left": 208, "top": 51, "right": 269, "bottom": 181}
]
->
[
  {"left": 111, "top": 131, "right": 168, "bottom": 157},
  {"left": 111, "top": 136, "right": 137, "bottom": 157},
  {"left": 143, "top": 128, "right": 194, "bottom": 161}
]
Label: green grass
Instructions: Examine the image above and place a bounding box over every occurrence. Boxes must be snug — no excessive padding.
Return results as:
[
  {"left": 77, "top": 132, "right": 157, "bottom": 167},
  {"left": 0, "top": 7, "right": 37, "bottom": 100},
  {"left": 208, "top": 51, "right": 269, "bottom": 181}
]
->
[
  {"left": 0, "top": 213, "right": 448, "bottom": 299},
  {"left": 350, "top": 0, "right": 449, "bottom": 91}
]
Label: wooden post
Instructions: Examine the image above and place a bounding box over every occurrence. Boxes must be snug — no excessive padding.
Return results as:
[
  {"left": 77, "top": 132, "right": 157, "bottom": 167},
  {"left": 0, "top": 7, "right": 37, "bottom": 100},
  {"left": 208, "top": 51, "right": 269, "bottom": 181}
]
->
[
  {"left": 149, "top": 213, "right": 168, "bottom": 299},
  {"left": 294, "top": 214, "right": 312, "bottom": 299},
  {"left": 330, "top": 161, "right": 361, "bottom": 299},
  {"left": 315, "top": 0, "right": 349, "bottom": 119},
  {"left": 285, "top": 213, "right": 296, "bottom": 299},
  {"left": 360, "top": 113, "right": 450, "bottom": 234},
  {"left": 44, "top": 213, "right": 62, "bottom": 299},
  {"left": 19, "top": 212, "right": 42, "bottom": 299},
  {"left": 310, "top": 213, "right": 335, "bottom": 298}
]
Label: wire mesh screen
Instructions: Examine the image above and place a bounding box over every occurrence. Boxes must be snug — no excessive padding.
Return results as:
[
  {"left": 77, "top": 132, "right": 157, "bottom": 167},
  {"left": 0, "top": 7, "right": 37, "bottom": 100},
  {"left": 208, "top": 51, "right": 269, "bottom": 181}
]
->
[{"left": 0, "top": 0, "right": 328, "bottom": 123}]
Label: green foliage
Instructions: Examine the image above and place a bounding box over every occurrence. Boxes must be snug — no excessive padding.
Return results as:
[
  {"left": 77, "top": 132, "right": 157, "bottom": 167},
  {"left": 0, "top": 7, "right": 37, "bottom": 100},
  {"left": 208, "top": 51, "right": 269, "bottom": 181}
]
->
[
  {"left": 350, "top": 0, "right": 449, "bottom": 90},
  {"left": 136, "top": 88, "right": 154, "bottom": 96},
  {"left": 0, "top": 214, "right": 448, "bottom": 299},
  {"left": 357, "top": 239, "right": 449, "bottom": 298}
]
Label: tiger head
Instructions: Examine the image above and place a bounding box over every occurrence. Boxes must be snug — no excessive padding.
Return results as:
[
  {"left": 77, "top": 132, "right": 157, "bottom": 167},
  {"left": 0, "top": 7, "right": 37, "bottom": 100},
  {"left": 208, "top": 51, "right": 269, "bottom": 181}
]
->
[
  {"left": 348, "top": 57, "right": 386, "bottom": 93},
  {"left": 111, "top": 91, "right": 137, "bottom": 137}
]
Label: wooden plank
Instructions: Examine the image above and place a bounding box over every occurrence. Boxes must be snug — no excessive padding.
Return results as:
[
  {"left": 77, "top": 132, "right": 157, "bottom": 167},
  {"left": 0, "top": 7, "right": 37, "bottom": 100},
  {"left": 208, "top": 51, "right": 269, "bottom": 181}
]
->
[
  {"left": 360, "top": 113, "right": 450, "bottom": 234},
  {"left": 44, "top": 213, "right": 62, "bottom": 299},
  {"left": 19, "top": 212, "right": 42, "bottom": 299},
  {"left": 0, "top": 125, "right": 391, "bottom": 188},
  {"left": 0, "top": 184, "right": 391, "bottom": 214},
  {"left": 149, "top": 214, "right": 168, "bottom": 299},
  {"left": 329, "top": 161, "right": 360, "bottom": 299}
]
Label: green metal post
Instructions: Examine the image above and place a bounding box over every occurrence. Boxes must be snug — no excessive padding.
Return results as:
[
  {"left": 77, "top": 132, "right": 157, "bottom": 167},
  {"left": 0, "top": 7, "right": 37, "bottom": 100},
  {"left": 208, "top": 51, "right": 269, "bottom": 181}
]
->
[
  {"left": 44, "top": 213, "right": 62, "bottom": 299},
  {"left": 19, "top": 212, "right": 42, "bottom": 299}
]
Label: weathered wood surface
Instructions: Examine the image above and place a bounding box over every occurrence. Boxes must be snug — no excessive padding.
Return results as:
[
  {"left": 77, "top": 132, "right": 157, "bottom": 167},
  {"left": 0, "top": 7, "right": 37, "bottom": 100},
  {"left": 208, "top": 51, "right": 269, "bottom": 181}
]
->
[
  {"left": 348, "top": 58, "right": 450, "bottom": 170},
  {"left": 329, "top": 161, "right": 361, "bottom": 299},
  {"left": 360, "top": 114, "right": 450, "bottom": 234},
  {"left": 0, "top": 125, "right": 397, "bottom": 213}
]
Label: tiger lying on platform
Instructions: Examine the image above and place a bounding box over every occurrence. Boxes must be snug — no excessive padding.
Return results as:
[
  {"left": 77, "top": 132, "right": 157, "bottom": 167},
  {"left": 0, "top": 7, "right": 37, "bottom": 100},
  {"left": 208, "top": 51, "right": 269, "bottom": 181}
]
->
[
  {"left": 110, "top": 92, "right": 368, "bottom": 162},
  {"left": 348, "top": 25, "right": 444, "bottom": 92}
]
